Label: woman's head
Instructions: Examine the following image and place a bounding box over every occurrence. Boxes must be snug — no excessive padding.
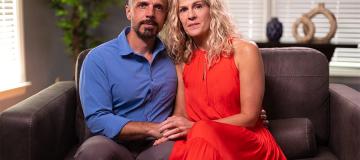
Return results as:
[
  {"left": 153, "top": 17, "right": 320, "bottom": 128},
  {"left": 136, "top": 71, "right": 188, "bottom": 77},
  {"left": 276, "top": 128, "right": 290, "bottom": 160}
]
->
[
  {"left": 163, "top": 0, "right": 238, "bottom": 66},
  {"left": 177, "top": 0, "right": 211, "bottom": 40}
]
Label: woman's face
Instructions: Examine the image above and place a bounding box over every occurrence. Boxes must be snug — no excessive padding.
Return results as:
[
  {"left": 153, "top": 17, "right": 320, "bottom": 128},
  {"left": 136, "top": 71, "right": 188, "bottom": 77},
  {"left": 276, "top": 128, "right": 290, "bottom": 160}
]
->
[{"left": 178, "top": 0, "right": 211, "bottom": 39}]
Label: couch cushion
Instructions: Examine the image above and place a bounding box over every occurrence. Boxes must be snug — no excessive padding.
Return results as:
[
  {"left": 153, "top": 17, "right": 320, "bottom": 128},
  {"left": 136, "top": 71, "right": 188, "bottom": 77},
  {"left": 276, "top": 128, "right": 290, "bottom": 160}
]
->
[
  {"left": 269, "top": 118, "right": 317, "bottom": 159},
  {"left": 261, "top": 47, "right": 329, "bottom": 145},
  {"left": 295, "top": 146, "right": 337, "bottom": 160}
]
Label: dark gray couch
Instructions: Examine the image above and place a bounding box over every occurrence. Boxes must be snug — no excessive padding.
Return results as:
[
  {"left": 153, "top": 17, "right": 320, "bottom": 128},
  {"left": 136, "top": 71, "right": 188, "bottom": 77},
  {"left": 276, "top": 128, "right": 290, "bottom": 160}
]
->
[{"left": 1, "top": 47, "right": 359, "bottom": 160}]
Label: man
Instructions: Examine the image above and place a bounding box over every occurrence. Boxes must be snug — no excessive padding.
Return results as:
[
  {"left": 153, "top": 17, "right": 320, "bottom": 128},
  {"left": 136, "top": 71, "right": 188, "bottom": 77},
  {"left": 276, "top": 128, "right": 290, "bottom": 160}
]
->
[{"left": 75, "top": 0, "right": 176, "bottom": 159}]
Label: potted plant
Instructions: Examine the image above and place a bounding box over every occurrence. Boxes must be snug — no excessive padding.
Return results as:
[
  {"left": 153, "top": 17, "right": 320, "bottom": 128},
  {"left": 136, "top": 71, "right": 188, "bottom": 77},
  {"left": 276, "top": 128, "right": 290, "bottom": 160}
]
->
[{"left": 51, "top": 0, "right": 124, "bottom": 61}]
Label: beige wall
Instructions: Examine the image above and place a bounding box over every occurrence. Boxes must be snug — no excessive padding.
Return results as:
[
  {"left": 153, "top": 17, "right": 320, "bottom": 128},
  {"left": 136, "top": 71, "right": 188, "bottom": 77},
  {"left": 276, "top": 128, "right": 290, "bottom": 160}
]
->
[{"left": 0, "top": 0, "right": 129, "bottom": 111}]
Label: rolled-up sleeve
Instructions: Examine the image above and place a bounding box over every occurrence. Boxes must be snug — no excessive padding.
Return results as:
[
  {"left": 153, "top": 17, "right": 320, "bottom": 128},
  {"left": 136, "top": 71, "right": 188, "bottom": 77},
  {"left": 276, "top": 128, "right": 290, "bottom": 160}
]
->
[{"left": 79, "top": 51, "right": 130, "bottom": 138}]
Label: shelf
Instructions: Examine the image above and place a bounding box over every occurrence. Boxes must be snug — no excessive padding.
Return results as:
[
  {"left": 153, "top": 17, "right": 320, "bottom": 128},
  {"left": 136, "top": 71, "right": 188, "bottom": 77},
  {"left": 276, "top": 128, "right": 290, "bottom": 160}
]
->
[{"left": 256, "top": 42, "right": 358, "bottom": 61}]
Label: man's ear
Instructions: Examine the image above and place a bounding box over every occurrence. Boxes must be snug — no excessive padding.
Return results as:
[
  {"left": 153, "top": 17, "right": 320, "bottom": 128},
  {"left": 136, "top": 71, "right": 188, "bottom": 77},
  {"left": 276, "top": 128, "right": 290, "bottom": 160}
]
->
[{"left": 125, "top": 5, "right": 131, "bottom": 20}]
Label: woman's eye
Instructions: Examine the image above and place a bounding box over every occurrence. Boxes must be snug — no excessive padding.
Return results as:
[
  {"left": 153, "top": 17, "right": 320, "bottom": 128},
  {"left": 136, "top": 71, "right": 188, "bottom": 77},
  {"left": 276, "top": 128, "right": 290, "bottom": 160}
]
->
[
  {"left": 179, "top": 8, "right": 187, "bottom": 13},
  {"left": 194, "top": 4, "right": 203, "bottom": 9}
]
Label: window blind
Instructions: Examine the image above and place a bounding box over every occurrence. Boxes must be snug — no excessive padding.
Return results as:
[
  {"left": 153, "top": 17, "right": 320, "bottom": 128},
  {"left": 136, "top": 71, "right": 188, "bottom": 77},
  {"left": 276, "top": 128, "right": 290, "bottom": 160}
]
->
[
  {"left": 227, "top": 0, "right": 360, "bottom": 77},
  {"left": 273, "top": 0, "right": 360, "bottom": 77},
  {"left": 330, "top": 47, "right": 360, "bottom": 76},
  {"left": 226, "top": 0, "right": 269, "bottom": 41},
  {"left": 274, "top": 0, "right": 360, "bottom": 44},
  {"left": 0, "top": 0, "right": 23, "bottom": 91},
  {"left": 227, "top": 0, "right": 360, "bottom": 44}
]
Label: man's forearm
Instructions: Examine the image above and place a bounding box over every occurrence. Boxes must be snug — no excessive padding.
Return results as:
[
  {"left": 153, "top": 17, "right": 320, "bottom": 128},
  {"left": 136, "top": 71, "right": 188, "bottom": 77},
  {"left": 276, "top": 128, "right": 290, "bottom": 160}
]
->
[{"left": 117, "top": 121, "right": 161, "bottom": 141}]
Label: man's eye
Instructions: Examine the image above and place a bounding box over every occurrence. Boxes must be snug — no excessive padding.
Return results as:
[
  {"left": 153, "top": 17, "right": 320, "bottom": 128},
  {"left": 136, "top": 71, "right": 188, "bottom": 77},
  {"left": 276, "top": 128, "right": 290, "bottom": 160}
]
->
[
  {"left": 138, "top": 3, "right": 147, "bottom": 9},
  {"left": 155, "top": 5, "right": 164, "bottom": 11}
]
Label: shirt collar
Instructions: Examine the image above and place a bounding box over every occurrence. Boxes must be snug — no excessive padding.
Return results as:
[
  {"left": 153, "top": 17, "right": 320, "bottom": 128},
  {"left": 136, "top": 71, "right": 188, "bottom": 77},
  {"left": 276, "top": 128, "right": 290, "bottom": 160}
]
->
[{"left": 116, "top": 26, "right": 166, "bottom": 57}]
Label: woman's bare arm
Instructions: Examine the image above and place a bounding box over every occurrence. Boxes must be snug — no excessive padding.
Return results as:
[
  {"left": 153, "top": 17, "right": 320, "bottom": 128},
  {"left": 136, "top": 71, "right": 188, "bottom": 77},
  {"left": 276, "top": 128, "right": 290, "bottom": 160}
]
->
[{"left": 215, "top": 39, "right": 265, "bottom": 127}]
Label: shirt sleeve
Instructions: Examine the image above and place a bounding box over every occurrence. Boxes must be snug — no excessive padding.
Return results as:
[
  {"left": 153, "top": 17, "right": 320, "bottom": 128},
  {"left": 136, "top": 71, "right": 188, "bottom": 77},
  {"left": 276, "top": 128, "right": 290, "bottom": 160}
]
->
[{"left": 79, "top": 51, "right": 130, "bottom": 139}]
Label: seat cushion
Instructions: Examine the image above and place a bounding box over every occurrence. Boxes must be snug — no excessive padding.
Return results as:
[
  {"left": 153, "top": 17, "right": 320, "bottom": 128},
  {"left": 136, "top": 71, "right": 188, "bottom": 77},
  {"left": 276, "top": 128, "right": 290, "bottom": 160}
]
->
[
  {"left": 295, "top": 146, "right": 337, "bottom": 160},
  {"left": 269, "top": 118, "right": 317, "bottom": 159}
]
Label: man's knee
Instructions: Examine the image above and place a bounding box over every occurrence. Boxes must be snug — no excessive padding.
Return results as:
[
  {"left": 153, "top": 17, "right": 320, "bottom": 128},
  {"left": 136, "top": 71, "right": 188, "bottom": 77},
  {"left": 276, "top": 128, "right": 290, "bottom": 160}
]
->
[
  {"left": 136, "top": 141, "right": 174, "bottom": 160},
  {"left": 74, "top": 135, "right": 134, "bottom": 160}
]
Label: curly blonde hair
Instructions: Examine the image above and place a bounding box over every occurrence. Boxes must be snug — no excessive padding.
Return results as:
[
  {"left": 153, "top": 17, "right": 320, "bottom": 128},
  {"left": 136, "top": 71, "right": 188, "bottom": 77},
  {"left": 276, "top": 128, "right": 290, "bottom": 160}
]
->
[{"left": 161, "top": 0, "right": 239, "bottom": 67}]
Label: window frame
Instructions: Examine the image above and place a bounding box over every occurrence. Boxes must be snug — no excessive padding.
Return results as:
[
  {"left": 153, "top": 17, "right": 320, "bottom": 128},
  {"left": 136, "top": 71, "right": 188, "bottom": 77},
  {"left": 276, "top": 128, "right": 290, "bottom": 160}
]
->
[{"left": 0, "top": 0, "right": 30, "bottom": 94}]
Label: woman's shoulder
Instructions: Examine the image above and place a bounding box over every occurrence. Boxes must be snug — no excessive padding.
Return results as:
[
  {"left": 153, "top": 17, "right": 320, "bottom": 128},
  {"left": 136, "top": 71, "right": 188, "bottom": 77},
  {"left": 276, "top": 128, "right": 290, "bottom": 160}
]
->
[
  {"left": 232, "top": 38, "right": 259, "bottom": 55},
  {"left": 231, "top": 38, "right": 261, "bottom": 66},
  {"left": 175, "top": 63, "right": 186, "bottom": 75},
  {"left": 175, "top": 63, "right": 185, "bottom": 70}
]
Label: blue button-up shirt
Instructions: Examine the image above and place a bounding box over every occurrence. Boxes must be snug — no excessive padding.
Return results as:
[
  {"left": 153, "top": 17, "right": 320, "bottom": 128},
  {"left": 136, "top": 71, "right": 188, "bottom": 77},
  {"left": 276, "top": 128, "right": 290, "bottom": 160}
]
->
[{"left": 79, "top": 27, "right": 177, "bottom": 139}]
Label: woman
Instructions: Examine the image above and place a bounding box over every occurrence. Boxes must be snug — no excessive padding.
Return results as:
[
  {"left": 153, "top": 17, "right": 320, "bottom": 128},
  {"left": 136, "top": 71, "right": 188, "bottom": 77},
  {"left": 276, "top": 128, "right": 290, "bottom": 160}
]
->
[{"left": 157, "top": 0, "right": 286, "bottom": 159}]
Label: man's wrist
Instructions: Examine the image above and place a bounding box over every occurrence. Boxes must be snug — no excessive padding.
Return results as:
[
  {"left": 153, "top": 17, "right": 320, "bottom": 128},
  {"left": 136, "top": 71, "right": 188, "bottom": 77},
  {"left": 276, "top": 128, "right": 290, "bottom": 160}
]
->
[{"left": 144, "top": 122, "right": 162, "bottom": 138}]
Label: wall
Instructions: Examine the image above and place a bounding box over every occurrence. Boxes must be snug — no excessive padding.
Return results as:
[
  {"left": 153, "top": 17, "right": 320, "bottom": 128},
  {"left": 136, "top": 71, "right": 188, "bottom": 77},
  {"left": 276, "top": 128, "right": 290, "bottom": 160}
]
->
[{"left": 0, "top": 0, "right": 129, "bottom": 111}]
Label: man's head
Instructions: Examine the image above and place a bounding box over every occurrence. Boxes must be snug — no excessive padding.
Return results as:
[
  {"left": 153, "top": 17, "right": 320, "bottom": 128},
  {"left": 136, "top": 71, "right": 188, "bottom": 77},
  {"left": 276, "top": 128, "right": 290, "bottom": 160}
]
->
[
  {"left": 126, "top": 0, "right": 168, "bottom": 40},
  {"left": 125, "top": 0, "right": 131, "bottom": 6}
]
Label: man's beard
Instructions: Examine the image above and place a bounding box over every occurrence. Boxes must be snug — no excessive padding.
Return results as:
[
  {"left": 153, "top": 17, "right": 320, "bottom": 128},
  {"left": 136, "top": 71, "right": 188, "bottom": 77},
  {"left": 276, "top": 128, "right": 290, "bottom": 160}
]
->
[{"left": 134, "top": 19, "right": 159, "bottom": 39}]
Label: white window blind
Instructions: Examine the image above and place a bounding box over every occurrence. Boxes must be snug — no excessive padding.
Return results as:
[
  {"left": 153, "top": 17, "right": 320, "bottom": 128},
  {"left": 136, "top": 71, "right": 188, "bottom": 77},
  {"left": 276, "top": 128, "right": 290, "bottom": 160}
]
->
[
  {"left": 227, "top": 0, "right": 360, "bottom": 44},
  {"left": 274, "top": 0, "right": 360, "bottom": 44},
  {"left": 226, "top": 0, "right": 269, "bottom": 41},
  {"left": 0, "top": 0, "right": 24, "bottom": 91},
  {"left": 273, "top": 0, "right": 360, "bottom": 76},
  {"left": 330, "top": 47, "right": 360, "bottom": 76},
  {"left": 227, "top": 0, "right": 360, "bottom": 77}
]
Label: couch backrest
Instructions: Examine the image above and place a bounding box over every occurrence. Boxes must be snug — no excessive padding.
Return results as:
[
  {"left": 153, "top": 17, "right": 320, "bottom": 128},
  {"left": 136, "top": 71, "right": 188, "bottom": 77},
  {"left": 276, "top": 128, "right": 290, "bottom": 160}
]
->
[
  {"left": 74, "top": 47, "right": 330, "bottom": 145},
  {"left": 75, "top": 49, "right": 92, "bottom": 143},
  {"left": 260, "top": 47, "right": 329, "bottom": 145}
]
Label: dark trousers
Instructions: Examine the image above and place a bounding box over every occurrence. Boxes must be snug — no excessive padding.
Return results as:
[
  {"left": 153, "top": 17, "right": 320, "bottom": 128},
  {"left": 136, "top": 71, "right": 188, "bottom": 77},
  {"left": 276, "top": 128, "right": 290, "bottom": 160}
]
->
[{"left": 74, "top": 135, "right": 174, "bottom": 160}]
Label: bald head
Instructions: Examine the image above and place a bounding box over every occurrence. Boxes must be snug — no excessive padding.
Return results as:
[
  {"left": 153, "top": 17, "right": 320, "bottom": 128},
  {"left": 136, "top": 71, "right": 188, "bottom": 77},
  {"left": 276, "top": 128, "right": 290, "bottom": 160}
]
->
[
  {"left": 127, "top": 0, "right": 169, "bottom": 7},
  {"left": 126, "top": 0, "right": 134, "bottom": 7}
]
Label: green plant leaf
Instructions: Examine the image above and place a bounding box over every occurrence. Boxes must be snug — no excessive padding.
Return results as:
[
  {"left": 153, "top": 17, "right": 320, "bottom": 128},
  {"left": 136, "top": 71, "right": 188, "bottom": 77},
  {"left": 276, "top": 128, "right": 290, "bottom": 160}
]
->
[
  {"left": 51, "top": 0, "right": 126, "bottom": 58},
  {"left": 55, "top": 9, "right": 68, "bottom": 17},
  {"left": 63, "top": 31, "right": 73, "bottom": 47},
  {"left": 61, "top": 0, "right": 78, "bottom": 6},
  {"left": 89, "top": 11, "right": 106, "bottom": 28},
  {"left": 57, "top": 19, "right": 73, "bottom": 30},
  {"left": 77, "top": 5, "right": 88, "bottom": 19}
]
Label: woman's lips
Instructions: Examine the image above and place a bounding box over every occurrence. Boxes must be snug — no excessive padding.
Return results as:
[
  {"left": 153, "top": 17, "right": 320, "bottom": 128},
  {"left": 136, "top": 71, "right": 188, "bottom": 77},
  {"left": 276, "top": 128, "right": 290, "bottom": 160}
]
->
[{"left": 188, "top": 23, "right": 200, "bottom": 29}]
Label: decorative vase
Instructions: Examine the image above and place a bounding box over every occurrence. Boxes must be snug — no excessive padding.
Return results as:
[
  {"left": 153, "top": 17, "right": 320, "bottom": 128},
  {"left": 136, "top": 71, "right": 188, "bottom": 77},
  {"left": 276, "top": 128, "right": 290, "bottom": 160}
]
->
[{"left": 266, "top": 17, "right": 283, "bottom": 42}]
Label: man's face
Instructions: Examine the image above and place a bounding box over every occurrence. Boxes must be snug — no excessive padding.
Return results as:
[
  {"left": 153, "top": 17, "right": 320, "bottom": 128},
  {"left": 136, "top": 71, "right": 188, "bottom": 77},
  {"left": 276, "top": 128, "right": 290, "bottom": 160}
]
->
[{"left": 126, "top": 0, "right": 168, "bottom": 39}]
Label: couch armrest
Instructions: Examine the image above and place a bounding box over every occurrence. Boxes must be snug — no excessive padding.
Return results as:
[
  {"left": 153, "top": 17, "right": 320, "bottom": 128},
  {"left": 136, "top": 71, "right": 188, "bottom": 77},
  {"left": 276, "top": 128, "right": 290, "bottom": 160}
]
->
[
  {"left": 0, "top": 81, "right": 77, "bottom": 160},
  {"left": 329, "top": 83, "right": 360, "bottom": 160}
]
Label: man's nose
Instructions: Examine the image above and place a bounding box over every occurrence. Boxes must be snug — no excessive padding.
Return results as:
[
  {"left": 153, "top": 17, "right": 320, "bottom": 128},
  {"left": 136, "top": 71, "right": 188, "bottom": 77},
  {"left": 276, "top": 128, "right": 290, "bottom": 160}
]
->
[{"left": 145, "top": 6, "right": 155, "bottom": 18}]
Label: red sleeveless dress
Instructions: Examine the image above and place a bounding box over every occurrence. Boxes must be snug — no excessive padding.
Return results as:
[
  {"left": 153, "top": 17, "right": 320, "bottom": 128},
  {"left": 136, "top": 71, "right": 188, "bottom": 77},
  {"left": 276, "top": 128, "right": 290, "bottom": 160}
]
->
[{"left": 169, "top": 49, "right": 286, "bottom": 160}]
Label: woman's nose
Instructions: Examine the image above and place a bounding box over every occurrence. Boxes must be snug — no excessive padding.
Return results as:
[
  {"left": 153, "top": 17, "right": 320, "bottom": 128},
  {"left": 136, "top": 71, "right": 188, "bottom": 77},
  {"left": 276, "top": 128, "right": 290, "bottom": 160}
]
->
[{"left": 188, "top": 9, "right": 196, "bottom": 20}]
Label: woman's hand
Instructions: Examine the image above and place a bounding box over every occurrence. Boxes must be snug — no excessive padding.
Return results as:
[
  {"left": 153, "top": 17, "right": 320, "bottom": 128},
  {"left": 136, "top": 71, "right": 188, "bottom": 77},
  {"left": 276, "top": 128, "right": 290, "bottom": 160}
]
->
[
  {"left": 153, "top": 136, "right": 169, "bottom": 145},
  {"left": 159, "top": 116, "right": 194, "bottom": 140},
  {"left": 260, "top": 109, "right": 269, "bottom": 127}
]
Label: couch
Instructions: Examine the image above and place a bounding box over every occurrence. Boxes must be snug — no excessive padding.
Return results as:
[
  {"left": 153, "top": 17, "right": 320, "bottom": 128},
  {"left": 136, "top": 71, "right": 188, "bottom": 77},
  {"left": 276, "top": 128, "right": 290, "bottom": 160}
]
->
[{"left": 1, "top": 47, "right": 359, "bottom": 160}]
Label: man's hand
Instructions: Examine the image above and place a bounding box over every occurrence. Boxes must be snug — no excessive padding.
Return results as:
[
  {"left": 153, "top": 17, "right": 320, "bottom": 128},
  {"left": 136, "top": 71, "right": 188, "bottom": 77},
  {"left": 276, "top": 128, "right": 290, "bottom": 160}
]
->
[
  {"left": 118, "top": 122, "right": 162, "bottom": 141},
  {"left": 146, "top": 122, "right": 163, "bottom": 138}
]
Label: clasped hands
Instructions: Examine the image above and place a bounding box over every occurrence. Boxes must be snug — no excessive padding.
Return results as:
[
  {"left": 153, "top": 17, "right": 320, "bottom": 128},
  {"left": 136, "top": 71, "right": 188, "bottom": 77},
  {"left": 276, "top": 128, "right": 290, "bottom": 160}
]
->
[
  {"left": 153, "top": 115, "right": 194, "bottom": 145},
  {"left": 151, "top": 109, "right": 268, "bottom": 145}
]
